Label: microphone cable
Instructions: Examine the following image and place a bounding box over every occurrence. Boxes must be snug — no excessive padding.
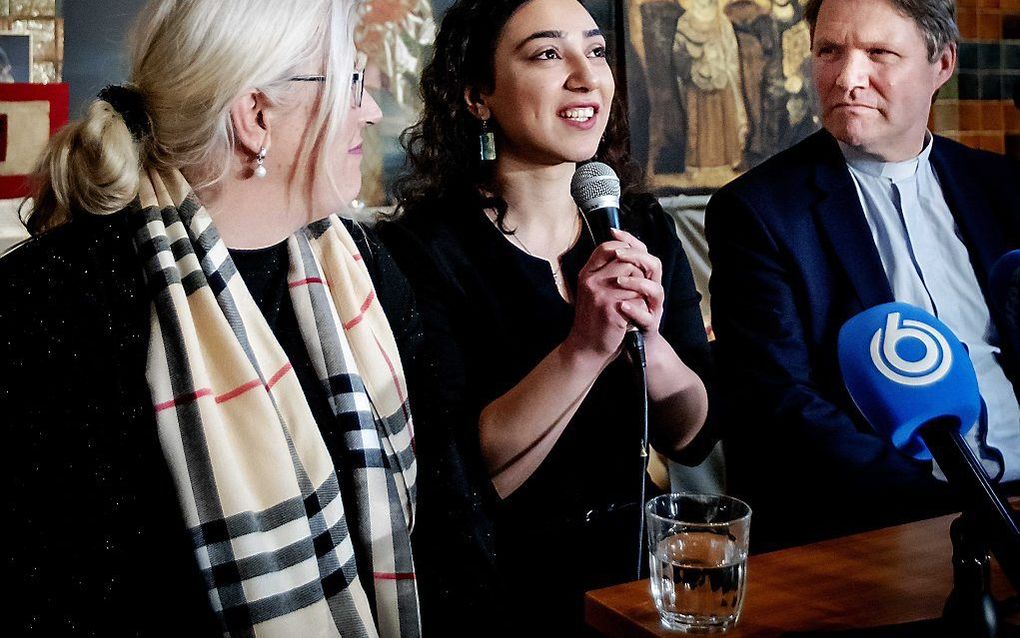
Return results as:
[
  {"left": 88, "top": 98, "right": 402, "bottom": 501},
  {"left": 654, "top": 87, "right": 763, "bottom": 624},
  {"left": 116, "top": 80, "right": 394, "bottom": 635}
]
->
[
  {"left": 629, "top": 330, "right": 650, "bottom": 581},
  {"left": 570, "top": 161, "right": 652, "bottom": 579}
]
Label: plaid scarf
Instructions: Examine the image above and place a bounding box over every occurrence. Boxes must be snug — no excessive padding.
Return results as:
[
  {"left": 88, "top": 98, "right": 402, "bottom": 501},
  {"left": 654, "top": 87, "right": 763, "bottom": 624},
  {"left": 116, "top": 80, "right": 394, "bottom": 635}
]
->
[{"left": 134, "top": 167, "right": 419, "bottom": 638}]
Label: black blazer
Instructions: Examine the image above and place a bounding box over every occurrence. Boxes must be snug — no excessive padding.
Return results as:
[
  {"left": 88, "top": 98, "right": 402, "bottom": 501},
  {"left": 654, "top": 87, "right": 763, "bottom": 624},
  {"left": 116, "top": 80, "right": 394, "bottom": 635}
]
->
[
  {"left": 0, "top": 209, "right": 422, "bottom": 636},
  {"left": 706, "top": 130, "right": 1020, "bottom": 549}
]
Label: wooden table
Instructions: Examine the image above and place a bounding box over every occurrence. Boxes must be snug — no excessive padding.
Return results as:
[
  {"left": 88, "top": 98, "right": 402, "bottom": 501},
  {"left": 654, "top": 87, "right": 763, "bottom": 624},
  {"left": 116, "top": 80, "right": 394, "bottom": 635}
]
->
[{"left": 586, "top": 511, "right": 1019, "bottom": 637}]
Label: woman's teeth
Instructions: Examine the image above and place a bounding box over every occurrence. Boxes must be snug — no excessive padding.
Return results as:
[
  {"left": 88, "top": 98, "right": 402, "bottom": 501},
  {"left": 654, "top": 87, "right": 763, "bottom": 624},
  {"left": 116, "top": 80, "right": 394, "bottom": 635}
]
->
[{"left": 559, "top": 107, "right": 595, "bottom": 122}]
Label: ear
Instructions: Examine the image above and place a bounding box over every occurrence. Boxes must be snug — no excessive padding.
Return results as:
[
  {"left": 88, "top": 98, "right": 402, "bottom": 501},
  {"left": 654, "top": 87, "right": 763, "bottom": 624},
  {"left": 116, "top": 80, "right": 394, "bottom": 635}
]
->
[
  {"left": 230, "top": 89, "right": 272, "bottom": 156},
  {"left": 463, "top": 86, "right": 491, "bottom": 121},
  {"left": 933, "top": 42, "right": 957, "bottom": 91}
]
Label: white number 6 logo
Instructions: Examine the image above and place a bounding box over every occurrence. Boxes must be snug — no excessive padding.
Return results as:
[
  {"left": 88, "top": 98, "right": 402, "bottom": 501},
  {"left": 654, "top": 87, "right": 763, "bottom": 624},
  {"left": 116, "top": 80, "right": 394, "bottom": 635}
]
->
[{"left": 870, "top": 313, "right": 953, "bottom": 387}]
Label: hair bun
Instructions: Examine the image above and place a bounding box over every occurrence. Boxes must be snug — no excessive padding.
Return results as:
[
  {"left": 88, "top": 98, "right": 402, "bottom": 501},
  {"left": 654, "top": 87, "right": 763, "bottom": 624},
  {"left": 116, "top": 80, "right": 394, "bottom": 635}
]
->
[{"left": 98, "top": 84, "right": 151, "bottom": 141}]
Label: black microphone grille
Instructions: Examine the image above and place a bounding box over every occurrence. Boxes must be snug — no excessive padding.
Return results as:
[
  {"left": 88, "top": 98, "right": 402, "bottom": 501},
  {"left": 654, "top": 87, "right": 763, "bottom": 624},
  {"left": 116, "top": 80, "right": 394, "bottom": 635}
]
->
[{"left": 571, "top": 161, "right": 621, "bottom": 213}]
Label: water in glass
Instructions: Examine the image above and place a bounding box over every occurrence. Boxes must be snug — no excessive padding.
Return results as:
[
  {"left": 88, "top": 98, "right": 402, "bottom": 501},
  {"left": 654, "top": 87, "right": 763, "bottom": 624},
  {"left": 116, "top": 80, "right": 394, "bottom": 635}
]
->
[{"left": 649, "top": 530, "right": 747, "bottom": 632}]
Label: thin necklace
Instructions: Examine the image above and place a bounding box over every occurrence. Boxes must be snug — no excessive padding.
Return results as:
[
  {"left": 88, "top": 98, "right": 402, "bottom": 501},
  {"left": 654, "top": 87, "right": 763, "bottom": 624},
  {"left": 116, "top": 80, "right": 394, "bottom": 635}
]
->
[
  {"left": 510, "top": 232, "right": 563, "bottom": 282},
  {"left": 508, "top": 212, "right": 581, "bottom": 284}
]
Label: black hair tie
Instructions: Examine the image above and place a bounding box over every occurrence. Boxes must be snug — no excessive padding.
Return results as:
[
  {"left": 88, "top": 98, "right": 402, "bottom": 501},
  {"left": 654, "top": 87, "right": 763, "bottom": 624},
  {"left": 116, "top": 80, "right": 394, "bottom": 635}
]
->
[{"left": 98, "top": 84, "right": 151, "bottom": 141}]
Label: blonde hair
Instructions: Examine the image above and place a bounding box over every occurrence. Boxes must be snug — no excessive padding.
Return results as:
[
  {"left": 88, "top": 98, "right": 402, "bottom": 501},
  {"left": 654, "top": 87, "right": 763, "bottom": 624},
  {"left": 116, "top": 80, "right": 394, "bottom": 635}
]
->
[{"left": 28, "top": 0, "right": 359, "bottom": 235}]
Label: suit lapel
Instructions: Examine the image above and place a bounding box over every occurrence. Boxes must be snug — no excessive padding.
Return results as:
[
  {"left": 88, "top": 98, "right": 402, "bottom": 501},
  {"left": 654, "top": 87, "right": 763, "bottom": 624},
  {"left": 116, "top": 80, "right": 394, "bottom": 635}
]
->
[
  {"left": 929, "top": 139, "right": 1007, "bottom": 293},
  {"left": 810, "top": 132, "right": 894, "bottom": 310}
]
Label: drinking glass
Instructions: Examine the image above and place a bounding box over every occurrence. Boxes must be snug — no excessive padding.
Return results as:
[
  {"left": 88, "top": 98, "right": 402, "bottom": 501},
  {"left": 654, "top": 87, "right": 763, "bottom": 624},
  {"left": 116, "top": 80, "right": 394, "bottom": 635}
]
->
[{"left": 645, "top": 493, "right": 752, "bottom": 633}]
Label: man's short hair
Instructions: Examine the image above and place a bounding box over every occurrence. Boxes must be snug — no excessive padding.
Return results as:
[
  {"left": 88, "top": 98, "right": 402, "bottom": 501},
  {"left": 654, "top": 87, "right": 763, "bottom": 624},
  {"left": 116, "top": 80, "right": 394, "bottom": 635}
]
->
[{"left": 804, "top": 0, "right": 960, "bottom": 62}]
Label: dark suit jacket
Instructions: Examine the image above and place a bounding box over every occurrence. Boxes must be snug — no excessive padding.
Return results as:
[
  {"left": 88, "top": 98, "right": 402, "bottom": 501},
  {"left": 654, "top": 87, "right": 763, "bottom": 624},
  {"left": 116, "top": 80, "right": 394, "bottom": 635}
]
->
[{"left": 706, "top": 130, "right": 1020, "bottom": 550}]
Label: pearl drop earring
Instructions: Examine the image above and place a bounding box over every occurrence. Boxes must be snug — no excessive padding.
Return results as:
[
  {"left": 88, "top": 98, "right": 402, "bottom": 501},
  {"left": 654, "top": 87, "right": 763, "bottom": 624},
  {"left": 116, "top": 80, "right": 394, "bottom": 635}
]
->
[{"left": 254, "top": 147, "right": 268, "bottom": 179}]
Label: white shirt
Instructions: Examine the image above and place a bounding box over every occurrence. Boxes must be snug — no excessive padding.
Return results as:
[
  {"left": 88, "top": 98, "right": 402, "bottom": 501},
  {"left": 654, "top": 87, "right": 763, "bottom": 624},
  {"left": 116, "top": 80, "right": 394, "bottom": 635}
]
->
[{"left": 841, "top": 134, "right": 1020, "bottom": 482}]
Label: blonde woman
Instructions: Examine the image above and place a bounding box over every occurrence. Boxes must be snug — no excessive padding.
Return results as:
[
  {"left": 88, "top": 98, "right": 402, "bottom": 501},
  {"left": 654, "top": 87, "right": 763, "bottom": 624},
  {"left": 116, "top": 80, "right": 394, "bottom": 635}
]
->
[{"left": 0, "top": 1, "right": 421, "bottom": 636}]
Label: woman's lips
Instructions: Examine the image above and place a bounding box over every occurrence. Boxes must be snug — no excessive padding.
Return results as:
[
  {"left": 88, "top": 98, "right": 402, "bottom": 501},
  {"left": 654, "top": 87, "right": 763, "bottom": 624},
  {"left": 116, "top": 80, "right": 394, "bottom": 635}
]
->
[
  {"left": 348, "top": 143, "right": 363, "bottom": 155},
  {"left": 558, "top": 115, "right": 599, "bottom": 131}
]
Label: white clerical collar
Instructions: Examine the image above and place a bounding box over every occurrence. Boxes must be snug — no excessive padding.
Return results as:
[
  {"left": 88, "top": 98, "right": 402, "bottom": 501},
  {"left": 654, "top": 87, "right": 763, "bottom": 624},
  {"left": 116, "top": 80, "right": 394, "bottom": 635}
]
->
[{"left": 839, "top": 132, "right": 934, "bottom": 182}]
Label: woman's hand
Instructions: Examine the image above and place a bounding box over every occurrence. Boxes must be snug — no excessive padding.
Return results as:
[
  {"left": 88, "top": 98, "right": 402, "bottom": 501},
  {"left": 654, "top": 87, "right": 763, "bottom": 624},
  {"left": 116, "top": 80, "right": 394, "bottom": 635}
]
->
[
  {"left": 564, "top": 228, "right": 663, "bottom": 358},
  {"left": 609, "top": 228, "right": 665, "bottom": 335},
  {"left": 478, "top": 226, "right": 706, "bottom": 497}
]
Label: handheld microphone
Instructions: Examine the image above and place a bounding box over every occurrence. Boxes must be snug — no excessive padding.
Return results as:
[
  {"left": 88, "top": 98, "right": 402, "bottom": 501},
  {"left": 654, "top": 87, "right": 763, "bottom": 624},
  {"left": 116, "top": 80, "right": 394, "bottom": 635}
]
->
[
  {"left": 571, "top": 161, "right": 645, "bottom": 369},
  {"left": 838, "top": 302, "right": 1020, "bottom": 590}
]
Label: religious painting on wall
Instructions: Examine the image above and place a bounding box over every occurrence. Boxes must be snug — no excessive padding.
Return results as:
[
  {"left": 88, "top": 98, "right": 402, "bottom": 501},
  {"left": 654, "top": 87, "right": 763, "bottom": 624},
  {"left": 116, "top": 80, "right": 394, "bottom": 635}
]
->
[
  {"left": 353, "top": 0, "right": 620, "bottom": 212},
  {"left": 624, "top": 0, "right": 820, "bottom": 193}
]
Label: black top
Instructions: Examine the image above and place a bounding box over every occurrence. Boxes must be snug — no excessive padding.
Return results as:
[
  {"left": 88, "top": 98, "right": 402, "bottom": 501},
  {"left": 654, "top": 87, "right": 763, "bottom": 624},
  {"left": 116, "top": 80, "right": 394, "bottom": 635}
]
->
[
  {"left": 1, "top": 210, "right": 422, "bottom": 636},
  {"left": 380, "top": 192, "right": 714, "bottom": 637}
]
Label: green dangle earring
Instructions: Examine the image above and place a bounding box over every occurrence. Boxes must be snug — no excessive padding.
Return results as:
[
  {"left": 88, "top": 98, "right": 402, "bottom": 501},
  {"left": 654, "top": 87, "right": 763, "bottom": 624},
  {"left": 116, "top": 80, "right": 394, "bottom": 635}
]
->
[{"left": 479, "top": 118, "right": 496, "bottom": 161}]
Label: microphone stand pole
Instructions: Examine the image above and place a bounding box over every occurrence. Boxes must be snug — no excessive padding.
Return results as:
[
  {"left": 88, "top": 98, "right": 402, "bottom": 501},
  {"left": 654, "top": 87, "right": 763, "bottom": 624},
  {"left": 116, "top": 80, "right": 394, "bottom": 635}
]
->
[
  {"left": 920, "top": 419, "right": 1020, "bottom": 592},
  {"left": 943, "top": 513, "right": 999, "bottom": 638},
  {"left": 920, "top": 419, "right": 1020, "bottom": 636},
  {"left": 784, "top": 419, "right": 1020, "bottom": 637}
]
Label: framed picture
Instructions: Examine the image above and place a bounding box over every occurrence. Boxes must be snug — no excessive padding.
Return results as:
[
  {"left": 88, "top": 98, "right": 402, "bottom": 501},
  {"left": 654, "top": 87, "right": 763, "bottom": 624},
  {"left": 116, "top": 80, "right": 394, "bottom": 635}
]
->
[
  {"left": 0, "top": 82, "right": 69, "bottom": 198},
  {"left": 0, "top": 33, "right": 33, "bottom": 84},
  {"left": 624, "top": 0, "right": 819, "bottom": 194}
]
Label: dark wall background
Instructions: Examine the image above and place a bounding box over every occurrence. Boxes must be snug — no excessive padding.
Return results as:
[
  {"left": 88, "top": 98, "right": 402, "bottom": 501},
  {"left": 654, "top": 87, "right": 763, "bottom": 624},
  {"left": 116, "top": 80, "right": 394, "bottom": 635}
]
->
[{"left": 63, "top": 0, "right": 146, "bottom": 117}]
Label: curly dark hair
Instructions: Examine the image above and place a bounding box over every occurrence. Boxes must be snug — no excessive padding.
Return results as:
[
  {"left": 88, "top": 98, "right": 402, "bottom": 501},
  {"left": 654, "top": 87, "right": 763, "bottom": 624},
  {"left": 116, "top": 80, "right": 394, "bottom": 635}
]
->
[{"left": 393, "top": 0, "right": 643, "bottom": 231}]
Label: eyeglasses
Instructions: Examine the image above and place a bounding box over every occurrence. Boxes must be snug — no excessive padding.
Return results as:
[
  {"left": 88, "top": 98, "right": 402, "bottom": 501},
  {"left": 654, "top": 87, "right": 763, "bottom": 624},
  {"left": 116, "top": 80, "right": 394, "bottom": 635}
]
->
[{"left": 288, "top": 52, "right": 367, "bottom": 108}]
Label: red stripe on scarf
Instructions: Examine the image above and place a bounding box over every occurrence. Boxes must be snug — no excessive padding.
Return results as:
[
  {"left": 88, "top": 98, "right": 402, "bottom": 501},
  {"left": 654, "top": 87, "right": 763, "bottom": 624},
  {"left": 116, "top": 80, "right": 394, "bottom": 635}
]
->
[
  {"left": 156, "top": 363, "right": 294, "bottom": 411},
  {"left": 215, "top": 379, "right": 263, "bottom": 404},
  {"left": 374, "top": 572, "right": 416, "bottom": 580},
  {"left": 155, "top": 388, "right": 213, "bottom": 412},
  {"left": 289, "top": 277, "right": 326, "bottom": 288},
  {"left": 216, "top": 363, "right": 292, "bottom": 403},
  {"left": 372, "top": 334, "right": 414, "bottom": 447},
  {"left": 342, "top": 291, "right": 376, "bottom": 330},
  {"left": 265, "top": 363, "right": 293, "bottom": 390}
]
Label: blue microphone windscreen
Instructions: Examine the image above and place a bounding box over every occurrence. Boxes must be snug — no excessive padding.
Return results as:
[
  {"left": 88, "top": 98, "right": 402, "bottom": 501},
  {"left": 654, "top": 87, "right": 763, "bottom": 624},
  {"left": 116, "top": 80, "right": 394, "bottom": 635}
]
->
[
  {"left": 988, "top": 249, "right": 1020, "bottom": 330},
  {"left": 838, "top": 302, "right": 981, "bottom": 461}
]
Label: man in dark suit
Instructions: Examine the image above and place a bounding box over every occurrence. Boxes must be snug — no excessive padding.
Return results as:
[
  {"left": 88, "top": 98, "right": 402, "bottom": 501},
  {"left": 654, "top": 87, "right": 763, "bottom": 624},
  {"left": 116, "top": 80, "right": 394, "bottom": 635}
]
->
[{"left": 707, "top": 0, "right": 1020, "bottom": 550}]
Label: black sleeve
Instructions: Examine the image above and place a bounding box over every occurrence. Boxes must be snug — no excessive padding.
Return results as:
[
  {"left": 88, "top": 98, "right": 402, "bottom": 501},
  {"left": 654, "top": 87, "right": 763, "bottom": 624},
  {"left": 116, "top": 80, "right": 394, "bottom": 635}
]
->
[
  {"left": 634, "top": 196, "right": 719, "bottom": 465},
  {"left": 0, "top": 218, "right": 220, "bottom": 636},
  {"left": 375, "top": 218, "right": 503, "bottom": 637},
  {"left": 373, "top": 219, "right": 494, "bottom": 489}
]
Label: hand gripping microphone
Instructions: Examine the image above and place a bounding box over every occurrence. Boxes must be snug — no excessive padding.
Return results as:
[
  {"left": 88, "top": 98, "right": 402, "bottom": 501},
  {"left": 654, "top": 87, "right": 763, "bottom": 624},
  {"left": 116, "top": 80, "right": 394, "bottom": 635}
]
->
[
  {"left": 838, "top": 302, "right": 1020, "bottom": 590},
  {"left": 571, "top": 161, "right": 645, "bottom": 368}
]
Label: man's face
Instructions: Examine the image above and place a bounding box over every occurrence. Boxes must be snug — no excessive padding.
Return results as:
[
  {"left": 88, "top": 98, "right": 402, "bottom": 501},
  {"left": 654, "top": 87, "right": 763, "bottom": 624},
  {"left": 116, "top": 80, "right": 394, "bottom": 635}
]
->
[{"left": 811, "top": 0, "right": 956, "bottom": 161}]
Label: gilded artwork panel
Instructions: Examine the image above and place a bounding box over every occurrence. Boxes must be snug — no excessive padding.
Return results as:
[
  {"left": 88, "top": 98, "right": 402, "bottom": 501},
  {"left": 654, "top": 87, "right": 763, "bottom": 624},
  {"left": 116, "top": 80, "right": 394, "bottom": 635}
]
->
[{"left": 625, "top": 0, "right": 819, "bottom": 193}]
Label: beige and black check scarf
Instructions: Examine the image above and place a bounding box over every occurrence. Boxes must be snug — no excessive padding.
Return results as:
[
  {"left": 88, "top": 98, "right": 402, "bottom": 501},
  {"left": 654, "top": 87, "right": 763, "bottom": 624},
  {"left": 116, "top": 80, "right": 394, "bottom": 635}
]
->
[{"left": 134, "top": 167, "right": 418, "bottom": 637}]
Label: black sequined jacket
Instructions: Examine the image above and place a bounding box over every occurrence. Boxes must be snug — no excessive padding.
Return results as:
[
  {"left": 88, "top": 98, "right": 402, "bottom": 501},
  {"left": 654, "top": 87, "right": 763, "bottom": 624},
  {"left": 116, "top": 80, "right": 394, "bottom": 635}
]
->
[{"left": 0, "top": 209, "right": 423, "bottom": 636}]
